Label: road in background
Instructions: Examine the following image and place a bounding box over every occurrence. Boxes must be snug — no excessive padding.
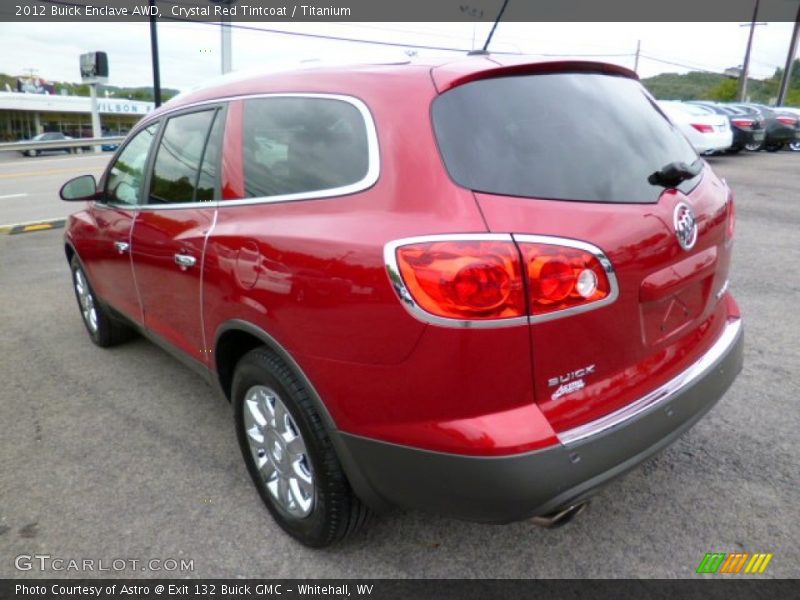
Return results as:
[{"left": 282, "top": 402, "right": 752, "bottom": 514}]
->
[
  {"left": 0, "top": 151, "right": 109, "bottom": 226},
  {"left": 0, "top": 152, "right": 798, "bottom": 578}
]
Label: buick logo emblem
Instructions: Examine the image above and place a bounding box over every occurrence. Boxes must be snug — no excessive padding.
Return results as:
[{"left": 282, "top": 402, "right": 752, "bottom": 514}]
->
[{"left": 674, "top": 202, "right": 698, "bottom": 251}]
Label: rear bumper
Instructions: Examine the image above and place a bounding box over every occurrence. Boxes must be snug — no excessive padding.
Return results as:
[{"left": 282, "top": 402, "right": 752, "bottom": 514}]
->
[{"left": 334, "top": 317, "right": 743, "bottom": 522}]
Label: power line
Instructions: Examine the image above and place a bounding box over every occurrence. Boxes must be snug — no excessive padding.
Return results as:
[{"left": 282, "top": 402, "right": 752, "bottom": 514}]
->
[{"left": 638, "top": 53, "right": 726, "bottom": 75}]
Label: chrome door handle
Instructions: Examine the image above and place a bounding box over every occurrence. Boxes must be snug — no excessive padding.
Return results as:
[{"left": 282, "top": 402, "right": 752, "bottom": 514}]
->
[
  {"left": 114, "top": 241, "right": 129, "bottom": 254},
  {"left": 174, "top": 253, "right": 197, "bottom": 269}
]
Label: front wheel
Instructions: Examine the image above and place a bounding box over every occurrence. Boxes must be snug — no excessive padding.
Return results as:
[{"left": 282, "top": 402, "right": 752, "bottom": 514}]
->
[
  {"left": 70, "top": 256, "right": 134, "bottom": 347},
  {"left": 233, "top": 347, "right": 370, "bottom": 547},
  {"left": 788, "top": 140, "right": 800, "bottom": 152}
]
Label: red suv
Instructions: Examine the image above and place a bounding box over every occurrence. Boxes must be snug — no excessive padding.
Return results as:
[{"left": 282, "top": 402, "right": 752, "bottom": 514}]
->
[{"left": 60, "top": 57, "right": 743, "bottom": 547}]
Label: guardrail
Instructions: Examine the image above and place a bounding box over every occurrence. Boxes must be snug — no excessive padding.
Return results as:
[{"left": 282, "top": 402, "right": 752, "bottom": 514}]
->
[{"left": 0, "top": 136, "right": 125, "bottom": 153}]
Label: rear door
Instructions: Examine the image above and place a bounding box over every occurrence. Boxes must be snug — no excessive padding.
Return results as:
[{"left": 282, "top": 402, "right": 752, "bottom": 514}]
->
[
  {"left": 431, "top": 69, "right": 734, "bottom": 433},
  {"left": 130, "top": 107, "right": 224, "bottom": 363}
]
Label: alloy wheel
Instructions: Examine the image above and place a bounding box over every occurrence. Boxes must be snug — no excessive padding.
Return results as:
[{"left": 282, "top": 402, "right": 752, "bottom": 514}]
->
[
  {"left": 73, "top": 268, "right": 98, "bottom": 334},
  {"left": 243, "top": 385, "right": 315, "bottom": 518}
]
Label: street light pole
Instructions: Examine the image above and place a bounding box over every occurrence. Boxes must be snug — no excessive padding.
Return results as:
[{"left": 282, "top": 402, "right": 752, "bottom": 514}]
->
[{"left": 149, "top": 0, "right": 162, "bottom": 107}]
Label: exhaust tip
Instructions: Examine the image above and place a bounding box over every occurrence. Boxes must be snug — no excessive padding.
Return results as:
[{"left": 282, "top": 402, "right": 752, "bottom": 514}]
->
[{"left": 530, "top": 501, "right": 589, "bottom": 529}]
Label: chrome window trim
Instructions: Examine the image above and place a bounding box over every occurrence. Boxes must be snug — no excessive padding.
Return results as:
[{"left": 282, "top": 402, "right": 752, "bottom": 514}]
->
[
  {"left": 512, "top": 234, "right": 620, "bottom": 324},
  {"left": 557, "top": 317, "right": 742, "bottom": 446},
  {"left": 104, "top": 93, "right": 380, "bottom": 212},
  {"left": 383, "top": 233, "right": 529, "bottom": 330}
]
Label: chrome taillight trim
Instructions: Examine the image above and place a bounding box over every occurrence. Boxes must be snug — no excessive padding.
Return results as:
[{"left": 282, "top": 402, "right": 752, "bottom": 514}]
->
[
  {"left": 383, "top": 233, "right": 529, "bottom": 329},
  {"left": 383, "top": 233, "right": 620, "bottom": 329},
  {"left": 513, "top": 234, "right": 620, "bottom": 325},
  {"left": 557, "top": 317, "right": 742, "bottom": 446}
]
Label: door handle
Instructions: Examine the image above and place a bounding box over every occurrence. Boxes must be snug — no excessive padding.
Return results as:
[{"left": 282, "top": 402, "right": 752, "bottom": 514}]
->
[
  {"left": 114, "top": 241, "right": 129, "bottom": 254},
  {"left": 174, "top": 253, "right": 197, "bottom": 269}
]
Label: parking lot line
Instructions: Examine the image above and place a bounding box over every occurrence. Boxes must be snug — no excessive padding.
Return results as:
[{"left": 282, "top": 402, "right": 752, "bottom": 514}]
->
[{"left": 0, "top": 193, "right": 28, "bottom": 199}]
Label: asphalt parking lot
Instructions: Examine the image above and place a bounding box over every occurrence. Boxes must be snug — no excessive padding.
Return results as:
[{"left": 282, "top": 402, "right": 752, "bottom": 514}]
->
[{"left": 0, "top": 151, "right": 798, "bottom": 579}]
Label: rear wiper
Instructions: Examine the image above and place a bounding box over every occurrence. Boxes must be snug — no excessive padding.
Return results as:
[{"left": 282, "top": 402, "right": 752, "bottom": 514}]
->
[{"left": 648, "top": 160, "right": 703, "bottom": 188}]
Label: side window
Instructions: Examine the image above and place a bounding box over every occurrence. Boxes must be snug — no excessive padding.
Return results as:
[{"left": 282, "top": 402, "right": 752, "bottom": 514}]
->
[
  {"left": 148, "top": 110, "right": 216, "bottom": 204},
  {"left": 195, "top": 110, "right": 225, "bottom": 202},
  {"left": 105, "top": 123, "right": 160, "bottom": 206},
  {"left": 242, "top": 97, "right": 369, "bottom": 199}
]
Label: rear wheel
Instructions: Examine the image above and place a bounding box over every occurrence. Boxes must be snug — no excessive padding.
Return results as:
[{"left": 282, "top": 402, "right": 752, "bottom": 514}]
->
[
  {"left": 70, "top": 256, "right": 134, "bottom": 347},
  {"left": 765, "top": 143, "right": 784, "bottom": 152},
  {"left": 233, "top": 347, "right": 370, "bottom": 547},
  {"left": 744, "top": 141, "right": 763, "bottom": 152},
  {"left": 788, "top": 140, "right": 800, "bottom": 152}
]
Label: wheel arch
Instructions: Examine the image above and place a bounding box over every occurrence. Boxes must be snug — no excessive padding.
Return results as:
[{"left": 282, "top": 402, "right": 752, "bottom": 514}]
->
[
  {"left": 213, "top": 319, "right": 391, "bottom": 513},
  {"left": 213, "top": 320, "right": 337, "bottom": 430}
]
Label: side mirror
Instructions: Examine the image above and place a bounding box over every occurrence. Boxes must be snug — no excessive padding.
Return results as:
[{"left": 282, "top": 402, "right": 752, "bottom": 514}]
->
[{"left": 60, "top": 175, "right": 98, "bottom": 201}]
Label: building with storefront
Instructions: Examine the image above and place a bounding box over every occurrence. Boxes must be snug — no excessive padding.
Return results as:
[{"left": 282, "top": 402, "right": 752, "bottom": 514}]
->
[{"left": 0, "top": 92, "right": 154, "bottom": 141}]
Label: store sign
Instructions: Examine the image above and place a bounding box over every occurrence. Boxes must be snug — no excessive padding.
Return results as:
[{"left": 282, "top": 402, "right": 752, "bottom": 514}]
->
[{"left": 96, "top": 100, "right": 153, "bottom": 114}]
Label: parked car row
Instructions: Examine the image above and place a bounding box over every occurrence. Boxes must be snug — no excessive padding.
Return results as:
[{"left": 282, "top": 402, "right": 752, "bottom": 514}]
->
[{"left": 658, "top": 100, "right": 800, "bottom": 154}]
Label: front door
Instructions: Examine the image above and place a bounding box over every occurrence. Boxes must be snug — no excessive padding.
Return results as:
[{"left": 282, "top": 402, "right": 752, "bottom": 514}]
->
[{"left": 87, "top": 123, "right": 160, "bottom": 322}]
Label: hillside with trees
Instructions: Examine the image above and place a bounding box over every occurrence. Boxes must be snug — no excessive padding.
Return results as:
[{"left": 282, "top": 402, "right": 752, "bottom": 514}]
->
[
  {"left": 642, "top": 59, "right": 800, "bottom": 106},
  {"left": 0, "top": 72, "right": 179, "bottom": 102}
]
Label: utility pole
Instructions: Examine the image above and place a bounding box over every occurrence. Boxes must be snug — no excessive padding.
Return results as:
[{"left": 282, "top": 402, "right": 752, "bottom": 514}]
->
[
  {"left": 739, "top": 0, "right": 762, "bottom": 102},
  {"left": 89, "top": 82, "right": 101, "bottom": 153},
  {"left": 149, "top": 0, "right": 162, "bottom": 107},
  {"left": 212, "top": 0, "right": 237, "bottom": 74},
  {"left": 777, "top": 1, "right": 800, "bottom": 106},
  {"left": 221, "top": 19, "right": 232, "bottom": 74},
  {"left": 634, "top": 40, "right": 641, "bottom": 74}
]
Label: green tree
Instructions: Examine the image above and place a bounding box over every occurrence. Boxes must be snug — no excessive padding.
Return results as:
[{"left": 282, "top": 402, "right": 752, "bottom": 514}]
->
[{"left": 707, "top": 78, "right": 739, "bottom": 101}]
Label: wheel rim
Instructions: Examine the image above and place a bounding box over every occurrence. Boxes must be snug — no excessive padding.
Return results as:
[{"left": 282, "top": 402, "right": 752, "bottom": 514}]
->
[
  {"left": 789, "top": 141, "right": 800, "bottom": 152},
  {"left": 74, "top": 269, "right": 98, "bottom": 334},
  {"left": 243, "top": 385, "right": 315, "bottom": 518},
  {"left": 745, "top": 142, "right": 761, "bottom": 151}
]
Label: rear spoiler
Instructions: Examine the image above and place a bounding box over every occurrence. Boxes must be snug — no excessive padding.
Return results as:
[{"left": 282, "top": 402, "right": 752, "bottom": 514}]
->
[{"left": 431, "top": 58, "right": 638, "bottom": 94}]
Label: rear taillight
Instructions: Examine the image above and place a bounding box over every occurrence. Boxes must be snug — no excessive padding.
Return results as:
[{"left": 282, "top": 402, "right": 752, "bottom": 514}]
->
[
  {"left": 690, "top": 123, "right": 714, "bottom": 133},
  {"left": 386, "top": 235, "right": 618, "bottom": 325},
  {"left": 517, "top": 241, "right": 613, "bottom": 317},
  {"left": 777, "top": 116, "right": 797, "bottom": 126},
  {"left": 393, "top": 239, "right": 526, "bottom": 320},
  {"left": 731, "top": 118, "right": 755, "bottom": 128}
]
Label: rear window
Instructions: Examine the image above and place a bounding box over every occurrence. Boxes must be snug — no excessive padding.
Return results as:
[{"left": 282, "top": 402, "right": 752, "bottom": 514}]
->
[
  {"left": 432, "top": 72, "right": 698, "bottom": 203},
  {"left": 243, "top": 97, "right": 369, "bottom": 199}
]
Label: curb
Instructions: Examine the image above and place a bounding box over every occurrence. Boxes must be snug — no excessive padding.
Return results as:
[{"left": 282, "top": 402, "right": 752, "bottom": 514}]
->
[{"left": 0, "top": 218, "right": 67, "bottom": 235}]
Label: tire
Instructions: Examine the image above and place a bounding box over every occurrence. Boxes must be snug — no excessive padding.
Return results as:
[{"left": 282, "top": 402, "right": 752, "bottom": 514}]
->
[
  {"left": 233, "top": 347, "right": 370, "bottom": 547},
  {"left": 765, "top": 143, "right": 783, "bottom": 153},
  {"left": 726, "top": 146, "right": 742, "bottom": 154},
  {"left": 69, "top": 256, "right": 134, "bottom": 347},
  {"left": 744, "top": 141, "right": 763, "bottom": 152},
  {"left": 788, "top": 140, "right": 800, "bottom": 152}
]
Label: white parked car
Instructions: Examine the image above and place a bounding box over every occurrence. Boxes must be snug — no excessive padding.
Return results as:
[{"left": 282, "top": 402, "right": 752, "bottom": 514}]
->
[{"left": 657, "top": 101, "right": 732, "bottom": 154}]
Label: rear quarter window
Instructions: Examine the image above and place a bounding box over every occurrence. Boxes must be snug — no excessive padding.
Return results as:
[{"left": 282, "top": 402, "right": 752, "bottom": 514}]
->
[
  {"left": 432, "top": 72, "right": 699, "bottom": 203},
  {"left": 242, "top": 97, "right": 370, "bottom": 199}
]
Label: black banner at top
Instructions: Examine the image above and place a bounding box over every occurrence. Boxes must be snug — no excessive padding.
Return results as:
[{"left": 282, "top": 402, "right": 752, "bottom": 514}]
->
[{"left": 3, "top": 0, "right": 800, "bottom": 22}]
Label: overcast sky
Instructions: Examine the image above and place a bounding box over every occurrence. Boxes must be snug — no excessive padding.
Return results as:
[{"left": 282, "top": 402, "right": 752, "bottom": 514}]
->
[{"left": 0, "top": 21, "right": 796, "bottom": 91}]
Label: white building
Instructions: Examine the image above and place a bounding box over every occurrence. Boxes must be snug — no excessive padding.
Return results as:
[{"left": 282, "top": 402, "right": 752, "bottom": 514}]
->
[{"left": 0, "top": 92, "right": 155, "bottom": 141}]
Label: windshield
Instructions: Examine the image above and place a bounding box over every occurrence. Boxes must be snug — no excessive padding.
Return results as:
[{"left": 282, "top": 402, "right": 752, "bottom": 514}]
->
[{"left": 432, "top": 72, "right": 699, "bottom": 203}]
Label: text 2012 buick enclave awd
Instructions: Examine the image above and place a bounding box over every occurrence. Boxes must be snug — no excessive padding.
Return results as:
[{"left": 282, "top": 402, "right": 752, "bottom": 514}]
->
[{"left": 60, "top": 57, "right": 743, "bottom": 547}]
